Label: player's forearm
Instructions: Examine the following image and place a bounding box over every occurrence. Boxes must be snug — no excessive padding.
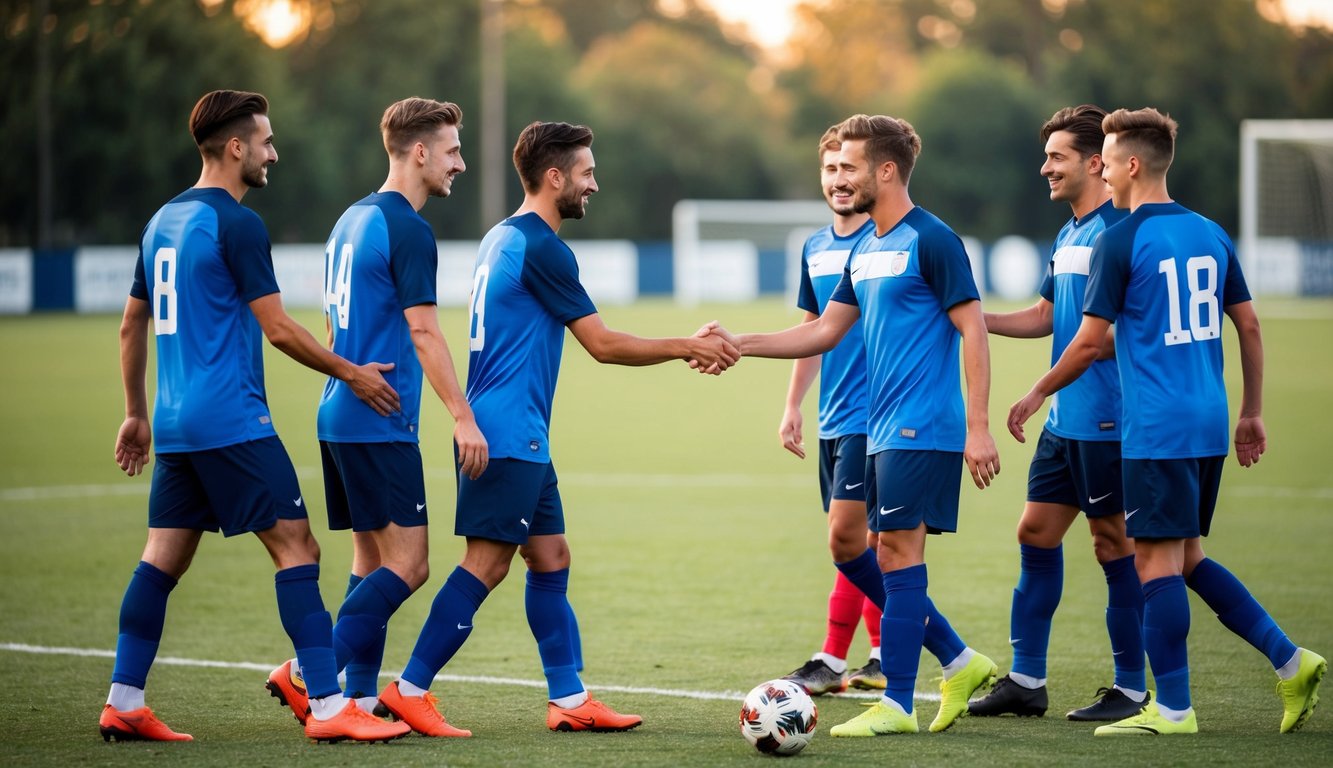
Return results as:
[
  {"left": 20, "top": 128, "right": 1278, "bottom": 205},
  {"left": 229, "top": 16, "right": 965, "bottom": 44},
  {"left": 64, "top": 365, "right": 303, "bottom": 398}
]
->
[
  {"left": 785, "top": 354, "right": 820, "bottom": 410},
  {"left": 983, "top": 302, "right": 1052, "bottom": 338},
  {"left": 739, "top": 324, "right": 835, "bottom": 360},
  {"left": 1031, "top": 338, "right": 1098, "bottom": 398},
  {"left": 1232, "top": 310, "right": 1265, "bottom": 418},
  {"left": 961, "top": 330, "right": 992, "bottom": 430},
  {"left": 119, "top": 299, "right": 151, "bottom": 417},
  {"left": 414, "top": 329, "right": 475, "bottom": 422}
]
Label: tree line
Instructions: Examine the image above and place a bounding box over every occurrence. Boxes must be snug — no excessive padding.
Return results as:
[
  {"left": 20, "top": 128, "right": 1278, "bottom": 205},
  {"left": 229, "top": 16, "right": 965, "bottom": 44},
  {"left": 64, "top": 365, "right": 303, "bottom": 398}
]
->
[{"left": 2, "top": 0, "right": 1330, "bottom": 248}]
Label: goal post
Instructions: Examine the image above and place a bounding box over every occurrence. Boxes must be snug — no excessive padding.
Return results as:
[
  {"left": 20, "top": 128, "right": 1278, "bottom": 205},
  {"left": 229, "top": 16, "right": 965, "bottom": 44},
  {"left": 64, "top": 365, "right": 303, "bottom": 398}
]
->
[
  {"left": 1240, "top": 120, "right": 1333, "bottom": 295},
  {"left": 672, "top": 199, "right": 832, "bottom": 305}
]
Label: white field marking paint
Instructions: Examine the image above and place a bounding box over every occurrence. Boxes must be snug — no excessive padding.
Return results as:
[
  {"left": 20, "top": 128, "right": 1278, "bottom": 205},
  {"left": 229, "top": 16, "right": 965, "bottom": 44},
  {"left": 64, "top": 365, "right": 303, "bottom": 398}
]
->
[{"left": 0, "top": 642, "right": 939, "bottom": 702}]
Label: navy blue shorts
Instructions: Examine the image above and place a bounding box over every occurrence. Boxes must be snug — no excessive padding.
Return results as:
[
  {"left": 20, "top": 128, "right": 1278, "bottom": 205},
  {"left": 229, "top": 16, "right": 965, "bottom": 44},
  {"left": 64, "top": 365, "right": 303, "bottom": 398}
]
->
[
  {"left": 456, "top": 458, "right": 564, "bottom": 544},
  {"left": 321, "top": 441, "right": 428, "bottom": 532},
  {"left": 1123, "top": 457, "right": 1224, "bottom": 539},
  {"left": 865, "top": 449, "right": 962, "bottom": 534},
  {"left": 1026, "top": 428, "right": 1123, "bottom": 518},
  {"left": 149, "top": 436, "right": 306, "bottom": 537},
  {"left": 818, "top": 434, "right": 868, "bottom": 511}
]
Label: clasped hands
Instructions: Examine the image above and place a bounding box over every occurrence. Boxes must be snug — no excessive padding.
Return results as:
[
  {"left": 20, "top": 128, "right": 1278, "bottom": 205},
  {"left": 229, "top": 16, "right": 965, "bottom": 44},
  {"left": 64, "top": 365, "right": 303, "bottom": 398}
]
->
[{"left": 686, "top": 321, "right": 741, "bottom": 375}]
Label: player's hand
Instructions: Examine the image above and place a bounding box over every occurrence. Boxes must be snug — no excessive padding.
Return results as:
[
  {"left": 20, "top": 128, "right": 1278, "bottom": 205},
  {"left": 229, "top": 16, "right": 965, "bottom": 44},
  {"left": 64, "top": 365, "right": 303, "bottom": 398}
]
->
[
  {"left": 454, "top": 416, "right": 489, "bottom": 480},
  {"left": 964, "top": 429, "right": 1000, "bottom": 489},
  {"left": 1007, "top": 389, "right": 1045, "bottom": 442},
  {"left": 686, "top": 321, "right": 740, "bottom": 375},
  {"left": 115, "top": 416, "right": 152, "bottom": 477},
  {"left": 779, "top": 408, "right": 806, "bottom": 459},
  {"left": 347, "top": 362, "right": 400, "bottom": 416},
  {"left": 1234, "top": 415, "right": 1267, "bottom": 468}
]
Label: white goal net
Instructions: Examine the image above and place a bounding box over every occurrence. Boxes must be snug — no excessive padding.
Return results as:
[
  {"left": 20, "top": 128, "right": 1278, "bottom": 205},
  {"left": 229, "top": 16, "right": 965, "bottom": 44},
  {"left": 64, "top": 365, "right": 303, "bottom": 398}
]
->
[{"left": 1240, "top": 120, "right": 1333, "bottom": 295}]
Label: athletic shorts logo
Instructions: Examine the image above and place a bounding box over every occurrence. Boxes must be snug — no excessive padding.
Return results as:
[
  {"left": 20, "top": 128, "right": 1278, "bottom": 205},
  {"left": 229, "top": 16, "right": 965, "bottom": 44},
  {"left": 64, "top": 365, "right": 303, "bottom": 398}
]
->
[
  {"left": 520, "top": 518, "right": 530, "bottom": 528},
  {"left": 879, "top": 505, "right": 905, "bottom": 516},
  {"left": 293, "top": 497, "right": 303, "bottom": 508},
  {"left": 844, "top": 482, "right": 864, "bottom": 490},
  {"left": 1124, "top": 508, "right": 1140, "bottom": 520},
  {"left": 457, "top": 623, "right": 472, "bottom": 630},
  {"left": 1089, "top": 492, "right": 1113, "bottom": 505},
  {"left": 416, "top": 502, "right": 426, "bottom": 512}
]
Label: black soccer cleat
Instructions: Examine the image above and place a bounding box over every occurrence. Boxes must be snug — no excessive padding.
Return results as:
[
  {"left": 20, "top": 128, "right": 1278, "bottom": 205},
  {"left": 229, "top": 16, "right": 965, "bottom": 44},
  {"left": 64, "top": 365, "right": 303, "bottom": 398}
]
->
[
  {"left": 782, "top": 658, "right": 847, "bottom": 695},
  {"left": 967, "top": 674, "right": 1048, "bottom": 717},
  {"left": 1067, "top": 687, "right": 1150, "bottom": 721}
]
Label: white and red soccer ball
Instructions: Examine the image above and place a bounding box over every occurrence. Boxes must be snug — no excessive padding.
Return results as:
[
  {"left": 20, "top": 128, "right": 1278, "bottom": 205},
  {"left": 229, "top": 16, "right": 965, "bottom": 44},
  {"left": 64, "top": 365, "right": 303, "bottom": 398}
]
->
[{"left": 739, "top": 679, "right": 817, "bottom": 756}]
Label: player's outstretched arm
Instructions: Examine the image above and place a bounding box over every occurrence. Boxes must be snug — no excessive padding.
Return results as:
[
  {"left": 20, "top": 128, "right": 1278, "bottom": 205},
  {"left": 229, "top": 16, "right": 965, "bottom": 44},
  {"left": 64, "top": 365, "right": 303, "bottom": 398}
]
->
[
  {"left": 779, "top": 313, "right": 822, "bottom": 459},
  {"left": 1007, "top": 313, "right": 1110, "bottom": 442},
  {"left": 983, "top": 298, "right": 1053, "bottom": 339},
  {"left": 949, "top": 300, "right": 1000, "bottom": 488},
  {"left": 247, "top": 293, "right": 401, "bottom": 416},
  {"left": 404, "top": 304, "right": 489, "bottom": 479},
  {"left": 737, "top": 300, "right": 859, "bottom": 361},
  {"left": 1225, "top": 300, "right": 1266, "bottom": 467},
  {"left": 567, "top": 313, "right": 740, "bottom": 371},
  {"left": 115, "top": 297, "right": 152, "bottom": 477}
]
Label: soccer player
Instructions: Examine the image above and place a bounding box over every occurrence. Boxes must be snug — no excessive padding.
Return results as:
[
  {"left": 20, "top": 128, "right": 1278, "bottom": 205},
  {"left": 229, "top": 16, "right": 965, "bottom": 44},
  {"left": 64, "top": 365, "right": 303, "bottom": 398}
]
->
[
  {"left": 102, "top": 89, "right": 408, "bottom": 744},
  {"left": 968, "top": 105, "right": 1148, "bottom": 721},
  {"left": 717, "top": 114, "right": 1000, "bottom": 736},
  {"left": 779, "top": 123, "right": 884, "bottom": 696},
  {"left": 1007, "top": 107, "right": 1325, "bottom": 736},
  {"left": 264, "top": 98, "right": 486, "bottom": 737},
  {"left": 374, "top": 120, "right": 740, "bottom": 735}
]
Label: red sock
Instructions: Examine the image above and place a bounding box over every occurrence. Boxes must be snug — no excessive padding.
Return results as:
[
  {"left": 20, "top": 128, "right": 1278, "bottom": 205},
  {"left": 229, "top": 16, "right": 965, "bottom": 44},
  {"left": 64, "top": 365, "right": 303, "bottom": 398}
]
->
[
  {"left": 863, "top": 594, "right": 883, "bottom": 650},
  {"left": 822, "top": 571, "right": 862, "bottom": 659}
]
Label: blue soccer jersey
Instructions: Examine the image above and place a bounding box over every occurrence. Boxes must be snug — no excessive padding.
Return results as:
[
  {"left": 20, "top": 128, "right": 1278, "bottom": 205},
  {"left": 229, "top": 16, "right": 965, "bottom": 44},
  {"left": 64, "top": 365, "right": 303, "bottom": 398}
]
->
[
  {"left": 829, "top": 206, "right": 980, "bottom": 454},
  {"left": 795, "top": 220, "right": 874, "bottom": 439},
  {"left": 1084, "top": 202, "right": 1252, "bottom": 459},
  {"left": 317, "top": 192, "right": 437, "bottom": 443},
  {"left": 1038, "top": 199, "right": 1128, "bottom": 441},
  {"left": 466, "top": 213, "right": 598, "bottom": 462},
  {"left": 129, "top": 187, "right": 281, "bottom": 452}
]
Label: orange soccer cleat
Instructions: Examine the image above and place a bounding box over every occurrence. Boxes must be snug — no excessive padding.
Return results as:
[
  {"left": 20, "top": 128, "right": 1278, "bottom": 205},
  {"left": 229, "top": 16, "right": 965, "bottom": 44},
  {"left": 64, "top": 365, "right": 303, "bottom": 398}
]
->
[
  {"left": 378, "top": 681, "right": 472, "bottom": 737},
  {"left": 303, "top": 699, "right": 411, "bottom": 743},
  {"left": 266, "top": 659, "right": 309, "bottom": 725},
  {"left": 99, "top": 704, "right": 193, "bottom": 742},
  {"left": 547, "top": 696, "right": 643, "bottom": 732}
]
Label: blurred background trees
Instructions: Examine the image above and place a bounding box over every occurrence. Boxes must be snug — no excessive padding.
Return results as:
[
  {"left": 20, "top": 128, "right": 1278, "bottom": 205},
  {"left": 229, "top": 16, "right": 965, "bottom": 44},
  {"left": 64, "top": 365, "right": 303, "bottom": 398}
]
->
[{"left": 3, "top": 0, "right": 1330, "bottom": 247}]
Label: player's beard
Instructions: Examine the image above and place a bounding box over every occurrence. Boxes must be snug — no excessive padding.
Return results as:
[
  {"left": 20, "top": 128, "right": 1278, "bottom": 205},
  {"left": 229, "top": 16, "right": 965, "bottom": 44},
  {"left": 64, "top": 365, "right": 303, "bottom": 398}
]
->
[
  {"left": 557, "top": 185, "right": 587, "bottom": 220},
  {"left": 850, "top": 185, "right": 876, "bottom": 214},
  {"left": 241, "top": 153, "right": 269, "bottom": 189}
]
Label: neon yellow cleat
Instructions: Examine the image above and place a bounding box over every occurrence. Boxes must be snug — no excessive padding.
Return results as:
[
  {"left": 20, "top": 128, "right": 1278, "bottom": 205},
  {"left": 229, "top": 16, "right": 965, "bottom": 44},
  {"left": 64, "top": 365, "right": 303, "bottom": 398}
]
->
[
  {"left": 929, "top": 652, "right": 997, "bottom": 732},
  {"left": 1094, "top": 702, "right": 1197, "bottom": 735},
  {"left": 1277, "top": 648, "right": 1326, "bottom": 734},
  {"left": 829, "top": 700, "right": 919, "bottom": 737}
]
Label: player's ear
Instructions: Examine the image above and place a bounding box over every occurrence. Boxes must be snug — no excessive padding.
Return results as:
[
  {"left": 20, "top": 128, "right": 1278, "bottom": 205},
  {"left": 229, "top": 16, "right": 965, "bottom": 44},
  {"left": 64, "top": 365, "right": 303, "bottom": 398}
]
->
[
  {"left": 1087, "top": 153, "right": 1104, "bottom": 175},
  {"left": 227, "top": 135, "right": 244, "bottom": 160},
  {"left": 545, "top": 166, "right": 564, "bottom": 190}
]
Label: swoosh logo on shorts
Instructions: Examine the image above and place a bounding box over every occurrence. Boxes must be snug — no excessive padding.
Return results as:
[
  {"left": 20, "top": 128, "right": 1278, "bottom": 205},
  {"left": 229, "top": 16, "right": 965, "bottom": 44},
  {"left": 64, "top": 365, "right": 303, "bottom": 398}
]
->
[
  {"left": 416, "top": 503, "right": 426, "bottom": 512},
  {"left": 1089, "top": 492, "right": 1112, "bottom": 505},
  {"left": 879, "top": 505, "right": 905, "bottom": 516},
  {"left": 844, "top": 482, "right": 864, "bottom": 490},
  {"left": 1124, "top": 508, "right": 1140, "bottom": 520}
]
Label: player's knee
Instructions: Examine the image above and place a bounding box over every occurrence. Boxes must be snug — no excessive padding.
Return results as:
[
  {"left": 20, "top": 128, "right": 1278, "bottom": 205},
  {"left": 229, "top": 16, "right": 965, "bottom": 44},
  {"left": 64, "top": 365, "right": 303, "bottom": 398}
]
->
[{"left": 1088, "top": 520, "right": 1133, "bottom": 563}]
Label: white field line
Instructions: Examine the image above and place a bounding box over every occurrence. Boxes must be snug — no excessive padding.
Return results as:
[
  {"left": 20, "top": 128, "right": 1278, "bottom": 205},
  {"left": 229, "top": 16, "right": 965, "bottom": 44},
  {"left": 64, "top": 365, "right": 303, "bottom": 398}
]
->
[
  {"left": 3, "top": 477, "right": 1329, "bottom": 502},
  {"left": 0, "top": 641, "right": 933, "bottom": 702}
]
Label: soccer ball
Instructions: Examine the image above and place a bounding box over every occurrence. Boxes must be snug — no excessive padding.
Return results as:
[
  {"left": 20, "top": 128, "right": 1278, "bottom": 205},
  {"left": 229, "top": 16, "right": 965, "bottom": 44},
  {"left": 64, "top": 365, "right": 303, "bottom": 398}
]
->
[{"left": 739, "top": 679, "right": 817, "bottom": 756}]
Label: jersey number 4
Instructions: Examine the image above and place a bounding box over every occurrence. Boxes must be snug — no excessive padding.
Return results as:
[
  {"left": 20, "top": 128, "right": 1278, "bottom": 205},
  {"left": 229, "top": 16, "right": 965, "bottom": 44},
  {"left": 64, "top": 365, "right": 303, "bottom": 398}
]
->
[
  {"left": 325, "top": 242, "right": 354, "bottom": 330},
  {"left": 469, "top": 263, "right": 490, "bottom": 352},
  {"left": 1158, "top": 255, "right": 1219, "bottom": 346}
]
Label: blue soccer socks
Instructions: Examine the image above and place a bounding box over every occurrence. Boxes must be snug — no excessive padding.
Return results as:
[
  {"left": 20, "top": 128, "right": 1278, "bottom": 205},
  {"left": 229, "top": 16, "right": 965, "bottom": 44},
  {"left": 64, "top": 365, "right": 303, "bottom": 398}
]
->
[
  {"left": 526, "top": 568, "right": 583, "bottom": 701},
  {"left": 1142, "top": 575, "right": 1191, "bottom": 712},
  {"left": 336, "top": 568, "right": 411, "bottom": 694},
  {"left": 1187, "top": 557, "right": 1299, "bottom": 670},
  {"left": 1009, "top": 544, "right": 1063, "bottom": 681},
  {"left": 836, "top": 548, "right": 887, "bottom": 607},
  {"left": 274, "top": 564, "right": 340, "bottom": 700},
  {"left": 880, "top": 564, "right": 929, "bottom": 714},
  {"left": 923, "top": 597, "right": 967, "bottom": 667},
  {"left": 400, "top": 566, "right": 489, "bottom": 691},
  {"left": 111, "top": 561, "right": 177, "bottom": 689},
  {"left": 1102, "top": 553, "right": 1147, "bottom": 692}
]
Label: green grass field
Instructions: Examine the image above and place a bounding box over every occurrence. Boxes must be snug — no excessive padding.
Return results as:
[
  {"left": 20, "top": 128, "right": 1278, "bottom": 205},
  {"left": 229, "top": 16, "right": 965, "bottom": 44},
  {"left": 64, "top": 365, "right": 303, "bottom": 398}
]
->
[{"left": 1, "top": 298, "right": 1331, "bottom": 766}]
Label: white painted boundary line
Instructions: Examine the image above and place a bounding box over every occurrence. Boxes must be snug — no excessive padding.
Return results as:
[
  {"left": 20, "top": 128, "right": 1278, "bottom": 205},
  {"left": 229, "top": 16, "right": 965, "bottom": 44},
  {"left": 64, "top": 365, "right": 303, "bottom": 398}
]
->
[{"left": 0, "top": 642, "right": 930, "bottom": 702}]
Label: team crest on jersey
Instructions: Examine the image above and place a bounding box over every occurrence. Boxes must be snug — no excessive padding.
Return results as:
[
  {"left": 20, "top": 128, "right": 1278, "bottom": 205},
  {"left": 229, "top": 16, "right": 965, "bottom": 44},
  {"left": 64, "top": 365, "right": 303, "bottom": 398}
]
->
[{"left": 890, "top": 252, "right": 909, "bottom": 276}]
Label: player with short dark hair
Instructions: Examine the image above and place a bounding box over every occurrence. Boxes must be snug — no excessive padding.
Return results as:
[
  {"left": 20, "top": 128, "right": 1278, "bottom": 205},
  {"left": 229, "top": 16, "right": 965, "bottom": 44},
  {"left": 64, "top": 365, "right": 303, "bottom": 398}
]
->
[
  {"left": 264, "top": 97, "right": 485, "bottom": 738},
  {"left": 102, "top": 89, "right": 408, "bottom": 744},
  {"left": 1008, "top": 106, "right": 1325, "bottom": 736},
  {"left": 378, "top": 120, "right": 740, "bottom": 734},
  {"left": 778, "top": 123, "right": 884, "bottom": 697},
  {"left": 969, "top": 104, "right": 1148, "bottom": 722},
  {"left": 713, "top": 113, "right": 1000, "bottom": 737}
]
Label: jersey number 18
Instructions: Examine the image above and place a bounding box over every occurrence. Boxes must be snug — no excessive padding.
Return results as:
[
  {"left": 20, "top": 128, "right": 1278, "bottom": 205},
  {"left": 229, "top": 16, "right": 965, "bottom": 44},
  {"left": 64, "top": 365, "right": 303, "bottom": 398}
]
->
[{"left": 1158, "top": 255, "right": 1219, "bottom": 346}]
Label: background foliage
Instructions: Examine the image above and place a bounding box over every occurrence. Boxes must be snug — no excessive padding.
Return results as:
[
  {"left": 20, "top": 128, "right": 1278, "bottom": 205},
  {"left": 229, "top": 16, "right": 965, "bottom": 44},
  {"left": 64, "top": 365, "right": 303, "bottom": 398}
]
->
[{"left": 3, "top": 0, "right": 1331, "bottom": 246}]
